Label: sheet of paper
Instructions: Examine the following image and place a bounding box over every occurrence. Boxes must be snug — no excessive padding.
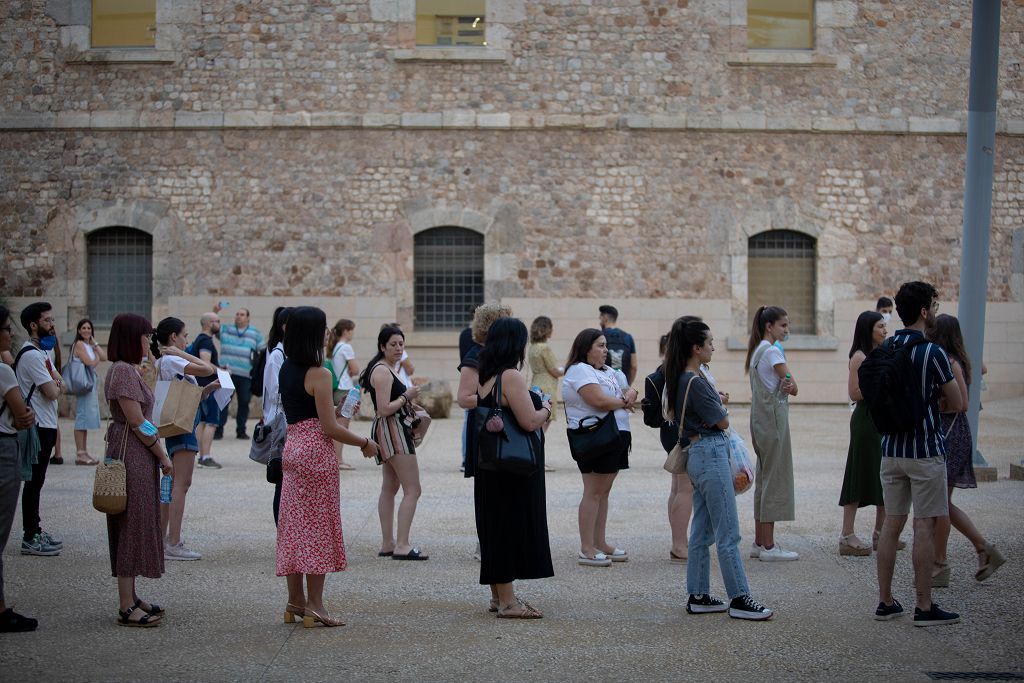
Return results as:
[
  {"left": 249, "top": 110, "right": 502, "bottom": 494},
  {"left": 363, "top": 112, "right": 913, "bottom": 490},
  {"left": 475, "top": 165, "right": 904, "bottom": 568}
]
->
[
  {"left": 214, "top": 369, "right": 235, "bottom": 410},
  {"left": 152, "top": 380, "right": 171, "bottom": 423}
]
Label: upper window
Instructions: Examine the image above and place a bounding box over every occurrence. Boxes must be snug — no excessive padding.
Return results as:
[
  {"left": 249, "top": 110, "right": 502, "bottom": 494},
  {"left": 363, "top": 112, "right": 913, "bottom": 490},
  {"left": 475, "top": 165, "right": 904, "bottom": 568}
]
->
[
  {"left": 87, "top": 227, "right": 153, "bottom": 326},
  {"left": 747, "top": 0, "right": 814, "bottom": 50},
  {"left": 414, "top": 227, "right": 484, "bottom": 330},
  {"left": 416, "top": 1, "right": 487, "bottom": 46},
  {"left": 92, "top": 0, "right": 156, "bottom": 48},
  {"left": 748, "top": 230, "right": 816, "bottom": 335}
]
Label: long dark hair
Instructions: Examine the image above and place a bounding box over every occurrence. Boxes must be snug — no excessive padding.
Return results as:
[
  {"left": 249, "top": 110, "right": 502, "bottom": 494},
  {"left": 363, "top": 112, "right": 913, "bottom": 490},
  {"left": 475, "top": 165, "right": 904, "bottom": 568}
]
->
[
  {"left": 74, "top": 318, "right": 94, "bottom": 342},
  {"left": 267, "top": 306, "right": 292, "bottom": 350},
  {"left": 107, "top": 313, "right": 152, "bottom": 365},
  {"left": 150, "top": 317, "right": 186, "bottom": 359},
  {"left": 358, "top": 326, "right": 404, "bottom": 389},
  {"left": 478, "top": 318, "right": 528, "bottom": 384},
  {"left": 565, "top": 328, "right": 605, "bottom": 370},
  {"left": 664, "top": 317, "right": 710, "bottom": 419},
  {"left": 929, "top": 314, "right": 972, "bottom": 386},
  {"left": 283, "top": 306, "right": 327, "bottom": 368},
  {"left": 849, "top": 311, "right": 883, "bottom": 359},
  {"left": 745, "top": 305, "right": 787, "bottom": 373}
]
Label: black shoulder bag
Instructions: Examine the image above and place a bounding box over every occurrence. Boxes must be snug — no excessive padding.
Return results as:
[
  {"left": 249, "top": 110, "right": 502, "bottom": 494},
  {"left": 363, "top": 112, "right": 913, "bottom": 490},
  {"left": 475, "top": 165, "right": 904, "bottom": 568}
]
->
[{"left": 474, "top": 373, "right": 541, "bottom": 476}]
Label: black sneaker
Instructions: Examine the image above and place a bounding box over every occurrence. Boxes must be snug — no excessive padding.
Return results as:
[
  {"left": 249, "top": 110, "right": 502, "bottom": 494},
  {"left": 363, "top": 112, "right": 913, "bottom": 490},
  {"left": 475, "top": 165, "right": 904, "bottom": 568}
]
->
[
  {"left": 728, "top": 595, "right": 774, "bottom": 621},
  {"left": 236, "top": 432, "right": 249, "bottom": 440},
  {"left": 213, "top": 428, "right": 223, "bottom": 440},
  {"left": 687, "top": 594, "right": 728, "bottom": 614},
  {"left": 197, "top": 456, "right": 223, "bottom": 470},
  {"left": 0, "top": 608, "right": 38, "bottom": 632},
  {"left": 913, "top": 603, "right": 960, "bottom": 627},
  {"left": 874, "top": 599, "right": 904, "bottom": 621}
]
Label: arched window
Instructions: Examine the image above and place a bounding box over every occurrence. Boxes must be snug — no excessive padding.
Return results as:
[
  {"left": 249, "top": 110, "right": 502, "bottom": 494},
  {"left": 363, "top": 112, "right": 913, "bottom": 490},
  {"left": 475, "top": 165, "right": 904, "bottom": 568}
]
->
[
  {"left": 87, "top": 226, "right": 153, "bottom": 326},
  {"left": 414, "top": 226, "right": 484, "bottom": 330},
  {"left": 748, "top": 229, "right": 816, "bottom": 335}
]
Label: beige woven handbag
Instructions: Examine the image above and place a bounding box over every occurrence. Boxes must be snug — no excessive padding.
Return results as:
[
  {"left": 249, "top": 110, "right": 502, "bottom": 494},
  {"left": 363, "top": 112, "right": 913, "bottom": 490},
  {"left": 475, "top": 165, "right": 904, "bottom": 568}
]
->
[{"left": 93, "top": 425, "right": 128, "bottom": 514}]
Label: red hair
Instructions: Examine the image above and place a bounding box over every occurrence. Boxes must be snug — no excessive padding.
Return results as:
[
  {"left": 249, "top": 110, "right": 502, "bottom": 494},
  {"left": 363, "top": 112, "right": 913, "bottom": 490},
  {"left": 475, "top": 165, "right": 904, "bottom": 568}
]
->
[{"left": 107, "top": 313, "right": 152, "bottom": 365}]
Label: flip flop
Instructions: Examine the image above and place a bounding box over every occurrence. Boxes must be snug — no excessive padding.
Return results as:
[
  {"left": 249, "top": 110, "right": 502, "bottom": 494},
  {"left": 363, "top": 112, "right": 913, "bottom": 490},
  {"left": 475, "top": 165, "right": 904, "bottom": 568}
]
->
[
  {"left": 377, "top": 550, "right": 394, "bottom": 557},
  {"left": 670, "top": 551, "right": 687, "bottom": 564},
  {"left": 392, "top": 548, "right": 429, "bottom": 561},
  {"left": 338, "top": 462, "right": 355, "bottom": 471}
]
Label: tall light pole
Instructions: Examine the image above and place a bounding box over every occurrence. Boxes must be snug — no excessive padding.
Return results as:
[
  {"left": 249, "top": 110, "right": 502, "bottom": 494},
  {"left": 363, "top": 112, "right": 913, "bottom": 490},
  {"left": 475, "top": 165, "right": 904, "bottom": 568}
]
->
[{"left": 957, "top": 0, "right": 1000, "bottom": 469}]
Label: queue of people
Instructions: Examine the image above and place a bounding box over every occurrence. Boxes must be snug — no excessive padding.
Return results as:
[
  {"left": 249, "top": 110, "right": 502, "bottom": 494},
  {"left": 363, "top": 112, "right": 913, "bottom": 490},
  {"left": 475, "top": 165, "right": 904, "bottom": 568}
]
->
[{"left": 0, "top": 289, "right": 1007, "bottom": 632}]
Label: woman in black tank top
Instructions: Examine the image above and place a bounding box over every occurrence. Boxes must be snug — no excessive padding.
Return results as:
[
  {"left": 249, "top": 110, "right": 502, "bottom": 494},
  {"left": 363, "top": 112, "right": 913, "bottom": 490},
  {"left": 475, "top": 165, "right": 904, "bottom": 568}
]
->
[{"left": 359, "top": 326, "right": 429, "bottom": 561}]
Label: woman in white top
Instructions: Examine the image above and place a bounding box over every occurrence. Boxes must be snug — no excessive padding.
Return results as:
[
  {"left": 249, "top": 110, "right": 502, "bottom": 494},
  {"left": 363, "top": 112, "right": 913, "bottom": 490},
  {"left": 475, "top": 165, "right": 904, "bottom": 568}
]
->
[
  {"left": 150, "top": 317, "right": 217, "bottom": 561},
  {"left": 744, "top": 306, "right": 799, "bottom": 562},
  {"left": 329, "top": 319, "right": 360, "bottom": 470},
  {"left": 71, "top": 318, "right": 107, "bottom": 465},
  {"left": 562, "top": 328, "right": 638, "bottom": 567},
  {"left": 264, "top": 307, "right": 291, "bottom": 525}
]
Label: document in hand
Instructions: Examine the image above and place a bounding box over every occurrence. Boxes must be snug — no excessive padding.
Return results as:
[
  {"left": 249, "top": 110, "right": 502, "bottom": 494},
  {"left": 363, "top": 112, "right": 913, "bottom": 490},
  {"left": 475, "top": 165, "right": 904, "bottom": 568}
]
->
[{"left": 214, "top": 369, "right": 236, "bottom": 410}]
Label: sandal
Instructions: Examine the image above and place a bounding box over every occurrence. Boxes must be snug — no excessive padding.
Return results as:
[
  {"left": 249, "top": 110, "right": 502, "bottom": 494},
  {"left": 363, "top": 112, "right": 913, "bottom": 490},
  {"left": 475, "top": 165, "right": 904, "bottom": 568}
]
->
[
  {"left": 872, "top": 530, "right": 907, "bottom": 551},
  {"left": 303, "top": 608, "right": 345, "bottom": 628},
  {"left": 975, "top": 542, "right": 1006, "bottom": 582},
  {"left": 134, "top": 598, "right": 165, "bottom": 616},
  {"left": 670, "top": 550, "right": 687, "bottom": 564},
  {"left": 839, "top": 534, "right": 871, "bottom": 557},
  {"left": 284, "top": 602, "right": 306, "bottom": 624},
  {"left": 75, "top": 452, "right": 99, "bottom": 466},
  {"left": 118, "top": 606, "right": 160, "bottom": 628},
  {"left": 488, "top": 598, "right": 499, "bottom": 613},
  {"left": 931, "top": 562, "right": 951, "bottom": 588},
  {"left": 338, "top": 462, "right": 355, "bottom": 471},
  {"left": 496, "top": 598, "right": 543, "bottom": 619},
  {"left": 49, "top": 455, "right": 64, "bottom": 465}
]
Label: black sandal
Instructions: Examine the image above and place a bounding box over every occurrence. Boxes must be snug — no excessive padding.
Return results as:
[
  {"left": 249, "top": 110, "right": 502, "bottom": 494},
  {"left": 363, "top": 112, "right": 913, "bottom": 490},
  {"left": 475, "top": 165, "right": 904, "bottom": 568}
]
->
[
  {"left": 118, "top": 606, "right": 160, "bottom": 628},
  {"left": 134, "top": 599, "right": 165, "bottom": 616}
]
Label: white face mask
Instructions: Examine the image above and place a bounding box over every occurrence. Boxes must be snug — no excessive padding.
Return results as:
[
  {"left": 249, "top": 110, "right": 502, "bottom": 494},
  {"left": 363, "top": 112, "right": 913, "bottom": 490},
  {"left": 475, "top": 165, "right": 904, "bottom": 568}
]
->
[{"left": 881, "top": 312, "right": 892, "bottom": 324}]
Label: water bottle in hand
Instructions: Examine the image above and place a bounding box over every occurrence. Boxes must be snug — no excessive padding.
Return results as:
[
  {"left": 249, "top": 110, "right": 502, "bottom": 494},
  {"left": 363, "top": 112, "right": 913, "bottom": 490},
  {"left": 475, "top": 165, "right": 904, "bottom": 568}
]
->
[
  {"left": 160, "top": 473, "right": 173, "bottom": 504},
  {"left": 340, "top": 386, "right": 361, "bottom": 419}
]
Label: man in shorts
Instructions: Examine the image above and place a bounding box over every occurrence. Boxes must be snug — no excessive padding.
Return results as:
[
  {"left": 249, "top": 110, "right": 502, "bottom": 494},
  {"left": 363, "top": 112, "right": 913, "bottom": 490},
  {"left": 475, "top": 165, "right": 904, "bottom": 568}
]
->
[
  {"left": 874, "top": 281, "right": 963, "bottom": 627},
  {"left": 193, "top": 312, "right": 224, "bottom": 469}
]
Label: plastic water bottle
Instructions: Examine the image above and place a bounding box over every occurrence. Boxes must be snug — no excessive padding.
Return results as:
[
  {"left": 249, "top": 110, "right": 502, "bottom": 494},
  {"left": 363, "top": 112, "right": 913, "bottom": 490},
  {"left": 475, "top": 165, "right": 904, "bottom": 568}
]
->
[
  {"left": 777, "top": 373, "right": 792, "bottom": 405},
  {"left": 160, "top": 473, "right": 173, "bottom": 504},
  {"left": 340, "top": 386, "right": 361, "bottom": 418},
  {"left": 530, "top": 385, "right": 550, "bottom": 402}
]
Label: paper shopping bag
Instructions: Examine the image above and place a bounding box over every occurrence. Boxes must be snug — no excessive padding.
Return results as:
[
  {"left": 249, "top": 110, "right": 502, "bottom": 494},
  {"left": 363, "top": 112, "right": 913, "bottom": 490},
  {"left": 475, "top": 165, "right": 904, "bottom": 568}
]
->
[{"left": 153, "top": 378, "right": 203, "bottom": 438}]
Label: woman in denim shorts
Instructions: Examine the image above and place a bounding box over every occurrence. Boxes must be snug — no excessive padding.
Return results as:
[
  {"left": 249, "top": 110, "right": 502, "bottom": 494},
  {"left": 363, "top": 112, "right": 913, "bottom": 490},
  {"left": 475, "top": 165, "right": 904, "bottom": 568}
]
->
[{"left": 151, "top": 318, "right": 217, "bottom": 561}]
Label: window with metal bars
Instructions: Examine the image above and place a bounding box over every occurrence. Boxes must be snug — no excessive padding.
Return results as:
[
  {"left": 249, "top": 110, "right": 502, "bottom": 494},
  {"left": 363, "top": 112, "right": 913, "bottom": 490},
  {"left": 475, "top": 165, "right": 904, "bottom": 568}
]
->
[
  {"left": 747, "top": 230, "right": 816, "bottom": 335},
  {"left": 414, "top": 227, "right": 484, "bottom": 330},
  {"left": 87, "top": 226, "right": 153, "bottom": 326}
]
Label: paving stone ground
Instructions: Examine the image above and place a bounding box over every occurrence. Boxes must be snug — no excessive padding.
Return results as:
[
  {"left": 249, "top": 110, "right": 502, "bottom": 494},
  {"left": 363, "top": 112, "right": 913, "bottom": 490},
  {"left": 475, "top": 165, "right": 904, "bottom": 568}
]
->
[{"left": 2, "top": 399, "right": 1022, "bottom": 682}]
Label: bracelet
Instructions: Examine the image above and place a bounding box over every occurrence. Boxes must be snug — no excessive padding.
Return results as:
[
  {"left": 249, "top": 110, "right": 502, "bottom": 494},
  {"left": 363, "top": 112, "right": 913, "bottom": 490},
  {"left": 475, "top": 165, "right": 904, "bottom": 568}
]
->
[
  {"left": 362, "top": 437, "right": 369, "bottom": 448},
  {"left": 399, "top": 394, "right": 409, "bottom": 404},
  {"left": 146, "top": 438, "right": 158, "bottom": 448}
]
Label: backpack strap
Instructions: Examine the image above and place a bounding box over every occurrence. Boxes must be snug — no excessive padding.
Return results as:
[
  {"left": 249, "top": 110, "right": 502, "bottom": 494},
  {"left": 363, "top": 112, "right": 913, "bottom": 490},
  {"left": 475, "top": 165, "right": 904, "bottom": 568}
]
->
[{"left": 13, "top": 345, "right": 39, "bottom": 372}]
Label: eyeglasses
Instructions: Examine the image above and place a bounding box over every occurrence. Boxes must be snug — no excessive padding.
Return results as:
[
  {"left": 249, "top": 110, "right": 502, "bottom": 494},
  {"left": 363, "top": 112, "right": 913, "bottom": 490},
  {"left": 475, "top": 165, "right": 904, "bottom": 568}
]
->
[{"left": 0, "top": 326, "right": 12, "bottom": 333}]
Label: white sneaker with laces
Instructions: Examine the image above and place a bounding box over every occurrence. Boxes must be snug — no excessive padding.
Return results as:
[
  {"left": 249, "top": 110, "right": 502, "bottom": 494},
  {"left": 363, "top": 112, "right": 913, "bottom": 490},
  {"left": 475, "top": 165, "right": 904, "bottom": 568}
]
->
[
  {"left": 749, "top": 543, "right": 763, "bottom": 559},
  {"left": 758, "top": 545, "right": 799, "bottom": 562},
  {"left": 164, "top": 541, "right": 202, "bottom": 561}
]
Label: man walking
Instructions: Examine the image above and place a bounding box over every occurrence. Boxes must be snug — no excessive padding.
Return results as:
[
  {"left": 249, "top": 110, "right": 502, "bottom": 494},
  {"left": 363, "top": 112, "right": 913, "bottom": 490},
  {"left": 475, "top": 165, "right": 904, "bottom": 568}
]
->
[
  {"left": 218, "top": 308, "right": 263, "bottom": 439},
  {"left": 598, "top": 305, "right": 638, "bottom": 386},
  {"left": 13, "top": 302, "right": 63, "bottom": 556},
  {"left": 874, "top": 281, "right": 962, "bottom": 627},
  {"left": 194, "top": 312, "right": 224, "bottom": 469}
]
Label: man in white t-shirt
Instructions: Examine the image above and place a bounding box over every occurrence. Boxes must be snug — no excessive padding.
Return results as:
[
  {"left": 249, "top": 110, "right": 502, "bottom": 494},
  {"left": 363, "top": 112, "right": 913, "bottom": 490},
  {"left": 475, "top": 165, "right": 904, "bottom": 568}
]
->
[{"left": 13, "top": 302, "right": 63, "bottom": 557}]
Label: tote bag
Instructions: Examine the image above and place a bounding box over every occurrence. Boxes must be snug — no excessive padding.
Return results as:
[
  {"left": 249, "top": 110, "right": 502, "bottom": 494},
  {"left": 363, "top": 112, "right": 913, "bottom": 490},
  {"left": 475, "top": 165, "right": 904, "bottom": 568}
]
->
[
  {"left": 62, "top": 342, "right": 95, "bottom": 396},
  {"left": 474, "top": 374, "right": 541, "bottom": 476},
  {"left": 152, "top": 377, "right": 203, "bottom": 438}
]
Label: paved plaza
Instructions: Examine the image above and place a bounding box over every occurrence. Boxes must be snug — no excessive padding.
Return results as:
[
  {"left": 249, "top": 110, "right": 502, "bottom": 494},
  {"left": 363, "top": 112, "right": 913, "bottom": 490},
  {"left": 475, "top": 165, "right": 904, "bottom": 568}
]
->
[{"left": 2, "top": 400, "right": 1022, "bottom": 682}]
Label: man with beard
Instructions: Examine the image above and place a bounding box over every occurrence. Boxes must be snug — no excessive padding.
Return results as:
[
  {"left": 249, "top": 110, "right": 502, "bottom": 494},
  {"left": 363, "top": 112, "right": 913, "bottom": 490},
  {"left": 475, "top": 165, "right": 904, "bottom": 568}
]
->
[
  {"left": 14, "top": 302, "right": 63, "bottom": 556},
  {"left": 873, "top": 281, "right": 963, "bottom": 627},
  {"left": 194, "top": 312, "right": 225, "bottom": 469}
]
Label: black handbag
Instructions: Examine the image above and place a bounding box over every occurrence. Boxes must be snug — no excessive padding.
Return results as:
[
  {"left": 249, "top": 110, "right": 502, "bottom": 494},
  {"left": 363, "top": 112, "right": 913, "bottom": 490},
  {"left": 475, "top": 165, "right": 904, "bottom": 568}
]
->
[
  {"left": 566, "top": 411, "right": 622, "bottom": 463},
  {"left": 474, "top": 373, "right": 541, "bottom": 476}
]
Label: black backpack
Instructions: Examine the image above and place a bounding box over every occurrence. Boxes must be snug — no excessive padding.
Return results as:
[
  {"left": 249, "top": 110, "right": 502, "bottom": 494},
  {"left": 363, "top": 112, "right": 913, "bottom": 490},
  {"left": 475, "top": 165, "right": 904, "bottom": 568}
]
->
[
  {"left": 857, "top": 337, "right": 930, "bottom": 435},
  {"left": 250, "top": 347, "right": 272, "bottom": 397},
  {"left": 641, "top": 368, "right": 666, "bottom": 428},
  {"left": 603, "top": 328, "right": 633, "bottom": 374}
]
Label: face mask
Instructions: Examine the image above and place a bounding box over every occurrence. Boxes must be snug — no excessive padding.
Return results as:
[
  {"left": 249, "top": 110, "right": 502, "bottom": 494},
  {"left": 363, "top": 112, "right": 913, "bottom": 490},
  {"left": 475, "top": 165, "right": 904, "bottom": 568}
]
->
[
  {"left": 881, "top": 312, "right": 892, "bottom": 323},
  {"left": 38, "top": 334, "right": 57, "bottom": 351}
]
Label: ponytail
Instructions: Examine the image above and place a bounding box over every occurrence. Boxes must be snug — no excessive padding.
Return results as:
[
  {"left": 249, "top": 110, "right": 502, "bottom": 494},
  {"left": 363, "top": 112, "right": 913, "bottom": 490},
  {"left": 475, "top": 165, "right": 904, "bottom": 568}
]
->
[
  {"left": 744, "top": 305, "right": 787, "bottom": 373},
  {"left": 663, "top": 316, "right": 709, "bottom": 419},
  {"left": 152, "top": 317, "right": 186, "bottom": 360}
]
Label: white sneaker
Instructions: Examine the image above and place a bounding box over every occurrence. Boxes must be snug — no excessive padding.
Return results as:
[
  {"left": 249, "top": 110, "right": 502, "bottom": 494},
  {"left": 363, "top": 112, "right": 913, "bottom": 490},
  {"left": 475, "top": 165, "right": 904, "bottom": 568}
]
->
[
  {"left": 164, "top": 541, "right": 202, "bottom": 561},
  {"left": 758, "top": 545, "right": 799, "bottom": 562},
  {"left": 749, "top": 543, "right": 763, "bottom": 559}
]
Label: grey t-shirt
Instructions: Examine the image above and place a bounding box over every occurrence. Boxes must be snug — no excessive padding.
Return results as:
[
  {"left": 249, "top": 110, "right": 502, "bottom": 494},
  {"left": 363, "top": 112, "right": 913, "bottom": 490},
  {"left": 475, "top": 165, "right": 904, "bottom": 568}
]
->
[{"left": 674, "top": 371, "right": 728, "bottom": 439}]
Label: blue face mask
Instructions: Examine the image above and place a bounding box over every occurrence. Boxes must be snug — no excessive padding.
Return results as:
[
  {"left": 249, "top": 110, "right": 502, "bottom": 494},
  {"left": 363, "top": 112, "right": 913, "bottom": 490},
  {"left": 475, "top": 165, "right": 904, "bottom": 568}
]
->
[{"left": 38, "top": 334, "right": 57, "bottom": 351}]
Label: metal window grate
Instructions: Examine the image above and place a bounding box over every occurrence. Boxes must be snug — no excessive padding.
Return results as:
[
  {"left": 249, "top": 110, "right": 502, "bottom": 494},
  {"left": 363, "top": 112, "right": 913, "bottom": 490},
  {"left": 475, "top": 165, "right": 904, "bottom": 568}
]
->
[
  {"left": 748, "top": 229, "right": 816, "bottom": 335},
  {"left": 414, "top": 226, "right": 484, "bottom": 330},
  {"left": 87, "top": 226, "right": 153, "bottom": 326}
]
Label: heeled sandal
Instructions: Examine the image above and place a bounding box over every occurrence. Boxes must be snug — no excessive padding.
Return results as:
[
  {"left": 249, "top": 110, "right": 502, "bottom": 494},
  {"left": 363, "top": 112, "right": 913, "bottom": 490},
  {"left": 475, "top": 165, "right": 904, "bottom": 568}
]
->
[
  {"left": 931, "top": 562, "right": 951, "bottom": 588},
  {"left": 134, "top": 598, "right": 165, "bottom": 616},
  {"left": 284, "top": 602, "right": 306, "bottom": 624},
  {"left": 118, "top": 606, "right": 161, "bottom": 628},
  {"left": 975, "top": 542, "right": 1006, "bottom": 582},
  {"left": 872, "top": 530, "right": 907, "bottom": 551},
  {"left": 303, "top": 608, "right": 345, "bottom": 628}
]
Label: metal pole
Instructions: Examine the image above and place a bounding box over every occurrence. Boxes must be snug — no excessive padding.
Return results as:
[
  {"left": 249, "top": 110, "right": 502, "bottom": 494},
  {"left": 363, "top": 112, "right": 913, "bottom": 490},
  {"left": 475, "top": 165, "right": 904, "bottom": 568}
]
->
[{"left": 957, "top": 0, "right": 1000, "bottom": 467}]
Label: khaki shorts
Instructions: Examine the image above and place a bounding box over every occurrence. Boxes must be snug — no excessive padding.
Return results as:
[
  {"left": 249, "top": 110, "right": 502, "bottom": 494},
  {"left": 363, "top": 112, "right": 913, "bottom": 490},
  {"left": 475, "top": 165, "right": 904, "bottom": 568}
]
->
[{"left": 880, "top": 456, "right": 949, "bottom": 518}]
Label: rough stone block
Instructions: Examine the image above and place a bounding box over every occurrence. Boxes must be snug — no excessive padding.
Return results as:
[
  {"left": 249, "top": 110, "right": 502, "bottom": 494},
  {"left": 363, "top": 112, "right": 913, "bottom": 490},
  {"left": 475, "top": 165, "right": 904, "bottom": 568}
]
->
[
  {"left": 311, "top": 112, "right": 361, "bottom": 127},
  {"left": 59, "top": 25, "right": 90, "bottom": 50},
  {"left": 974, "top": 466, "right": 998, "bottom": 483},
  {"left": 0, "top": 112, "right": 56, "bottom": 129},
  {"left": 271, "top": 112, "right": 311, "bottom": 127},
  {"left": 813, "top": 117, "right": 854, "bottom": 132},
  {"left": 624, "top": 114, "right": 652, "bottom": 129},
  {"left": 1010, "top": 463, "right": 1024, "bottom": 481},
  {"left": 174, "top": 111, "right": 225, "bottom": 128},
  {"left": 442, "top": 110, "right": 476, "bottom": 128},
  {"left": 44, "top": 0, "right": 72, "bottom": 25},
  {"left": 509, "top": 112, "right": 543, "bottom": 128},
  {"left": 139, "top": 110, "right": 174, "bottom": 128},
  {"left": 477, "top": 113, "right": 511, "bottom": 128},
  {"left": 545, "top": 114, "right": 583, "bottom": 128},
  {"left": 370, "top": 0, "right": 414, "bottom": 22},
  {"left": 817, "top": 0, "right": 858, "bottom": 28},
  {"left": 91, "top": 110, "right": 139, "bottom": 128},
  {"left": 55, "top": 111, "right": 91, "bottom": 128},
  {"left": 722, "top": 111, "right": 766, "bottom": 130},
  {"left": 362, "top": 113, "right": 400, "bottom": 128},
  {"left": 224, "top": 110, "right": 274, "bottom": 127},
  {"left": 416, "top": 379, "right": 452, "bottom": 419},
  {"left": 160, "top": 0, "right": 201, "bottom": 23},
  {"left": 649, "top": 114, "right": 687, "bottom": 129},
  {"left": 908, "top": 117, "right": 961, "bottom": 134}
]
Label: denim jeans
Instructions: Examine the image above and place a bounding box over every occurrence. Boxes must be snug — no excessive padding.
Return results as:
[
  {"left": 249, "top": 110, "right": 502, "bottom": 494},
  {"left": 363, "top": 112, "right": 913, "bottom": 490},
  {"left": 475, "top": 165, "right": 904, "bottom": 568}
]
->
[
  {"left": 219, "top": 373, "right": 252, "bottom": 436},
  {"left": 686, "top": 431, "right": 750, "bottom": 599},
  {"left": 0, "top": 436, "right": 22, "bottom": 602}
]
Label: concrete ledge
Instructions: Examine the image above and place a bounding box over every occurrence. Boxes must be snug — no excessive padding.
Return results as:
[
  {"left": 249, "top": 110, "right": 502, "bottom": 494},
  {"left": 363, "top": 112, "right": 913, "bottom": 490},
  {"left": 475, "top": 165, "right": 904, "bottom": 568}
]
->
[
  {"left": 975, "top": 466, "right": 999, "bottom": 483},
  {"left": 1010, "top": 463, "right": 1024, "bottom": 481},
  {"left": 727, "top": 51, "right": 838, "bottom": 67},
  {"left": 393, "top": 47, "right": 510, "bottom": 63},
  {"left": 66, "top": 49, "right": 177, "bottom": 64}
]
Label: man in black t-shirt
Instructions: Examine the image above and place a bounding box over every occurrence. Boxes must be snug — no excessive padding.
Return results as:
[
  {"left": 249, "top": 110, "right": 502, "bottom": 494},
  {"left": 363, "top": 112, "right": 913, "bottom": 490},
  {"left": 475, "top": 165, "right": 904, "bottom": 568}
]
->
[
  {"left": 193, "top": 312, "right": 224, "bottom": 469},
  {"left": 599, "top": 305, "right": 638, "bottom": 385}
]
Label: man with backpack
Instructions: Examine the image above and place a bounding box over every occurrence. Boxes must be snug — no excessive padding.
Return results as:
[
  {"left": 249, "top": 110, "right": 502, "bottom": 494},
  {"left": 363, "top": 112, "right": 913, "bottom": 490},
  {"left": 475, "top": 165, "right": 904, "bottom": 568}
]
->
[
  {"left": 867, "top": 281, "right": 963, "bottom": 627},
  {"left": 599, "top": 305, "right": 637, "bottom": 386}
]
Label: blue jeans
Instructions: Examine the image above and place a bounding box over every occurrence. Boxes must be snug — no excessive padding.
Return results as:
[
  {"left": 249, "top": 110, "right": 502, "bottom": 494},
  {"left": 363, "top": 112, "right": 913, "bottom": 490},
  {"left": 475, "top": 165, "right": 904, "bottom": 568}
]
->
[{"left": 686, "top": 432, "right": 750, "bottom": 599}]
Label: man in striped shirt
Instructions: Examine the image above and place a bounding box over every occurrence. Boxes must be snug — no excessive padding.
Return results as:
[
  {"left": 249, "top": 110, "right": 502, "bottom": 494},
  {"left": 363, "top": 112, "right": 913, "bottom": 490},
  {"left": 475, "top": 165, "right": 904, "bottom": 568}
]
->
[
  {"left": 874, "top": 281, "right": 963, "bottom": 627},
  {"left": 218, "top": 308, "right": 264, "bottom": 439}
]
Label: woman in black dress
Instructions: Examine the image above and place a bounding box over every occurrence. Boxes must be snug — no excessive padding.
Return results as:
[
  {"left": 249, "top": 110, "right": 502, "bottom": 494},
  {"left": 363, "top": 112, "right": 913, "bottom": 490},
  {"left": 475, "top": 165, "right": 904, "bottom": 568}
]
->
[{"left": 474, "top": 318, "right": 554, "bottom": 618}]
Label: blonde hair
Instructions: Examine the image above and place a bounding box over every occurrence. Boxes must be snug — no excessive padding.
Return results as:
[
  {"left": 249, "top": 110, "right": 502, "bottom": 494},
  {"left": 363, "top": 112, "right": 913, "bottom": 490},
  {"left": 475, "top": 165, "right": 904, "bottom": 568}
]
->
[{"left": 471, "top": 303, "right": 512, "bottom": 344}]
